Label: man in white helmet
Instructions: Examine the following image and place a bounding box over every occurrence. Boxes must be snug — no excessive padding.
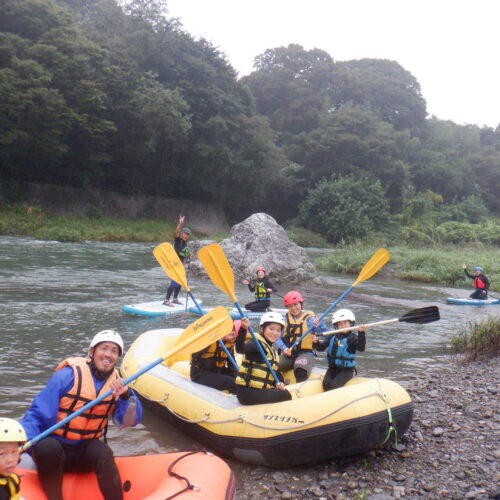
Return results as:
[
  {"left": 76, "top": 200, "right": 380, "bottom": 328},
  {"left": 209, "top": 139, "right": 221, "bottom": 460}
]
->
[
  {"left": 315, "top": 309, "right": 366, "bottom": 391},
  {"left": 21, "top": 330, "right": 142, "bottom": 500}
]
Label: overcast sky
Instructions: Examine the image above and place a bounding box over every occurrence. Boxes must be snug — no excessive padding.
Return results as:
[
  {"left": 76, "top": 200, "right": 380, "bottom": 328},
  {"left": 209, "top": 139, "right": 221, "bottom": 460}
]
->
[{"left": 167, "top": 0, "right": 499, "bottom": 129}]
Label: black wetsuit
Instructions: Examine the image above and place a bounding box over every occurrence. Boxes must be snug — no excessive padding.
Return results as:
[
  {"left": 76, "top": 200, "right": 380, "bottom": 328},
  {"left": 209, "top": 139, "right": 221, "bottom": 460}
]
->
[{"left": 244, "top": 277, "right": 278, "bottom": 312}]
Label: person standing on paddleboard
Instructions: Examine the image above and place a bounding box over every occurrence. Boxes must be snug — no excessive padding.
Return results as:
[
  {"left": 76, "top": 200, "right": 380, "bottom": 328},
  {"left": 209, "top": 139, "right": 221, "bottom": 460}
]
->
[
  {"left": 20, "top": 330, "right": 142, "bottom": 500},
  {"left": 463, "top": 264, "right": 490, "bottom": 300},
  {"left": 164, "top": 215, "right": 192, "bottom": 306}
]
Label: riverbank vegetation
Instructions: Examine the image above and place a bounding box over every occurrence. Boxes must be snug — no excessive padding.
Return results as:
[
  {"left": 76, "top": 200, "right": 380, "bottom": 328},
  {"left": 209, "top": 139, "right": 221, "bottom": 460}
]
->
[
  {"left": 313, "top": 244, "right": 500, "bottom": 292},
  {"left": 1, "top": 0, "right": 499, "bottom": 228},
  {"left": 0, "top": 205, "right": 183, "bottom": 242},
  {"left": 451, "top": 316, "right": 500, "bottom": 361}
]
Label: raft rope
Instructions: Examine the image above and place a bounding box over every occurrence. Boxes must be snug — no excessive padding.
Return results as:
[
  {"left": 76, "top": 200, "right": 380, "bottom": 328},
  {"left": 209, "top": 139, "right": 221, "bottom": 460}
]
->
[
  {"left": 377, "top": 379, "right": 399, "bottom": 447},
  {"left": 163, "top": 450, "right": 203, "bottom": 500},
  {"left": 131, "top": 375, "right": 399, "bottom": 435}
]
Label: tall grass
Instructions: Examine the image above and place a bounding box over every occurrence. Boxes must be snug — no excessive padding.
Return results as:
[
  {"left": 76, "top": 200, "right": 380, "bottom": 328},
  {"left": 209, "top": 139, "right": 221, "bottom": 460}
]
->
[
  {"left": 0, "top": 205, "right": 177, "bottom": 242},
  {"left": 451, "top": 316, "right": 500, "bottom": 361},
  {"left": 314, "top": 245, "right": 500, "bottom": 292}
]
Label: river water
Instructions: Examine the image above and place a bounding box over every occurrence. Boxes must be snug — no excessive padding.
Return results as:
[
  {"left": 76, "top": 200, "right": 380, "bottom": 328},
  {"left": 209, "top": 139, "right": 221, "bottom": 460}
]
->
[{"left": 0, "top": 235, "right": 497, "bottom": 457}]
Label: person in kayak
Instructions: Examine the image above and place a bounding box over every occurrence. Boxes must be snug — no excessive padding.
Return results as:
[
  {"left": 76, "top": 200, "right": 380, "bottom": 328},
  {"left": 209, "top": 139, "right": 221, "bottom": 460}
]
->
[
  {"left": 275, "top": 291, "right": 328, "bottom": 382},
  {"left": 462, "top": 264, "right": 490, "bottom": 300},
  {"left": 21, "top": 330, "right": 142, "bottom": 500},
  {"left": 164, "top": 215, "right": 192, "bottom": 306},
  {"left": 241, "top": 267, "right": 278, "bottom": 312},
  {"left": 0, "top": 418, "right": 26, "bottom": 500},
  {"left": 235, "top": 312, "right": 292, "bottom": 405},
  {"left": 315, "top": 309, "right": 366, "bottom": 391},
  {"left": 190, "top": 318, "right": 250, "bottom": 393}
]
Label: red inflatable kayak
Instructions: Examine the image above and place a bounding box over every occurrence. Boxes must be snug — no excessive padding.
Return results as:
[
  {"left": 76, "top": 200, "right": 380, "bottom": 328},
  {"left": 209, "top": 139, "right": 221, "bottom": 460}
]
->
[{"left": 17, "top": 450, "right": 235, "bottom": 499}]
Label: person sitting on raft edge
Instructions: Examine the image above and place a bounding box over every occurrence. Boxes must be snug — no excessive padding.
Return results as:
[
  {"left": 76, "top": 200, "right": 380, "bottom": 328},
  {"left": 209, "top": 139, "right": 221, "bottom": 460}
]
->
[
  {"left": 234, "top": 312, "right": 292, "bottom": 406},
  {"left": 190, "top": 318, "right": 250, "bottom": 394},
  {"left": 462, "top": 263, "right": 490, "bottom": 300},
  {"left": 315, "top": 308, "right": 366, "bottom": 391},
  {"left": 0, "top": 418, "right": 27, "bottom": 500},
  {"left": 20, "top": 330, "right": 142, "bottom": 500},
  {"left": 241, "top": 267, "right": 278, "bottom": 312},
  {"left": 275, "top": 290, "right": 328, "bottom": 383}
]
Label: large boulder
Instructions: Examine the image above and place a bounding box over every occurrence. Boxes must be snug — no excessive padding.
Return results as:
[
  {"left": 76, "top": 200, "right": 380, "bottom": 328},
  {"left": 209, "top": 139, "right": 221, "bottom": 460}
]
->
[{"left": 188, "top": 213, "right": 317, "bottom": 284}]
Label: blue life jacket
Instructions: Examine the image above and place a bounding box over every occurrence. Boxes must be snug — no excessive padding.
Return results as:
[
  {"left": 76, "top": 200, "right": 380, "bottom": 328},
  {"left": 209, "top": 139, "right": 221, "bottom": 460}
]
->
[{"left": 327, "top": 334, "right": 356, "bottom": 368}]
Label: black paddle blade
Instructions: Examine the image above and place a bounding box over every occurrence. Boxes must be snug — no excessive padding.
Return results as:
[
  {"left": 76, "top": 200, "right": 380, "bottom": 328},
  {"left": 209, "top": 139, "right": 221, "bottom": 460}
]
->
[{"left": 399, "top": 306, "right": 440, "bottom": 324}]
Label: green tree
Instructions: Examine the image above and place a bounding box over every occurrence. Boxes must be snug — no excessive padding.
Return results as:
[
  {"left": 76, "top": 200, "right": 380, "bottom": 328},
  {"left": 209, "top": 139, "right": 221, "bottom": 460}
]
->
[{"left": 298, "top": 175, "right": 391, "bottom": 243}]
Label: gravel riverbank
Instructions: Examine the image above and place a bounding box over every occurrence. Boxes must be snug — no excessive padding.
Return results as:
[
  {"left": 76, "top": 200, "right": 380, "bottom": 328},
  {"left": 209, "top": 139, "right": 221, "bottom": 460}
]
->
[{"left": 231, "top": 356, "right": 499, "bottom": 500}]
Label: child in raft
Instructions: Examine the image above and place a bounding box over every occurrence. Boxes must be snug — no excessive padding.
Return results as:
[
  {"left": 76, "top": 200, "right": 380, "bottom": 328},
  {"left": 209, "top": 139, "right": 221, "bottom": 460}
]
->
[
  {"left": 0, "top": 418, "right": 27, "bottom": 500},
  {"left": 235, "top": 312, "right": 292, "bottom": 405},
  {"left": 241, "top": 267, "right": 278, "bottom": 312},
  {"left": 315, "top": 308, "right": 366, "bottom": 391},
  {"left": 190, "top": 318, "right": 250, "bottom": 394},
  {"left": 275, "top": 290, "right": 328, "bottom": 382}
]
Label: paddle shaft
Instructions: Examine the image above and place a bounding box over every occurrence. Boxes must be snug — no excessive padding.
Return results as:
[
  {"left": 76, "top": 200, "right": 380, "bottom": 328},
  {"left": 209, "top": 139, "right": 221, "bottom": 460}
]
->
[
  {"left": 22, "top": 354, "right": 171, "bottom": 451},
  {"left": 198, "top": 244, "right": 280, "bottom": 384},
  {"left": 289, "top": 285, "right": 354, "bottom": 350},
  {"left": 321, "top": 317, "right": 398, "bottom": 336},
  {"left": 188, "top": 291, "right": 239, "bottom": 371}
]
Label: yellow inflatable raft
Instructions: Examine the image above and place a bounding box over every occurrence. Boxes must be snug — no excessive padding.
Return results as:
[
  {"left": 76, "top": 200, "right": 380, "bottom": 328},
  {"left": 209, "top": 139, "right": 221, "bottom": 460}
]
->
[{"left": 121, "top": 328, "right": 413, "bottom": 467}]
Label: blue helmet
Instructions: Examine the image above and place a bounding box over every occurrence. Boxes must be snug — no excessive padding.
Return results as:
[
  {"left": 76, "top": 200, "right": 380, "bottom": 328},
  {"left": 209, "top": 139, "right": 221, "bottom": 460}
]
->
[{"left": 473, "top": 266, "right": 483, "bottom": 271}]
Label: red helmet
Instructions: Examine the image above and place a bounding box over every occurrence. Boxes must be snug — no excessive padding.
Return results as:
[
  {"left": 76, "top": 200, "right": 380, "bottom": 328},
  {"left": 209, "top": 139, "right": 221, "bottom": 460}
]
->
[
  {"left": 232, "top": 320, "right": 241, "bottom": 333},
  {"left": 283, "top": 290, "right": 303, "bottom": 306},
  {"left": 255, "top": 266, "right": 266, "bottom": 274}
]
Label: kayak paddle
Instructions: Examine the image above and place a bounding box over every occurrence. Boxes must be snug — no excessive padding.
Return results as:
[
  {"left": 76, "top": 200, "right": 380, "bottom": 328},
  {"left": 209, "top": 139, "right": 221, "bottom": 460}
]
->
[
  {"left": 198, "top": 243, "right": 281, "bottom": 385},
  {"left": 289, "top": 248, "right": 390, "bottom": 350},
  {"left": 21, "top": 307, "right": 233, "bottom": 452},
  {"left": 320, "top": 306, "right": 441, "bottom": 336},
  {"left": 153, "top": 243, "right": 239, "bottom": 370}
]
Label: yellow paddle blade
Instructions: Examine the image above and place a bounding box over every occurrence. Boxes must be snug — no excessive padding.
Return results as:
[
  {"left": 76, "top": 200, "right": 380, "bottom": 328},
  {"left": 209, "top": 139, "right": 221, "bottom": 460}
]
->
[
  {"left": 198, "top": 243, "right": 237, "bottom": 302},
  {"left": 163, "top": 306, "right": 233, "bottom": 364},
  {"left": 352, "top": 248, "right": 390, "bottom": 287},
  {"left": 153, "top": 242, "right": 189, "bottom": 291}
]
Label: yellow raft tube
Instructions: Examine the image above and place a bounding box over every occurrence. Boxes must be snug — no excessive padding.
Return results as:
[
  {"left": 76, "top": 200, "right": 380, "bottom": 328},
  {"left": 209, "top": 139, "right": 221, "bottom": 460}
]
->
[{"left": 121, "top": 328, "right": 413, "bottom": 467}]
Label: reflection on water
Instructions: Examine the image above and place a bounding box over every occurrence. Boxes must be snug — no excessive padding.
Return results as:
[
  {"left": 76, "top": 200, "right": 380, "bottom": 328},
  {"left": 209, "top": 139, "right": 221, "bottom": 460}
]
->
[{"left": 1, "top": 236, "right": 497, "bottom": 458}]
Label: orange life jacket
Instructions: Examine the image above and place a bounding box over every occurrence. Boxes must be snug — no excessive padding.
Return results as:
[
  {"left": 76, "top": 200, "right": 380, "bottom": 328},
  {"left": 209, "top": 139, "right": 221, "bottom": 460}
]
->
[{"left": 53, "top": 357, "right": 118, "bottom": 441}]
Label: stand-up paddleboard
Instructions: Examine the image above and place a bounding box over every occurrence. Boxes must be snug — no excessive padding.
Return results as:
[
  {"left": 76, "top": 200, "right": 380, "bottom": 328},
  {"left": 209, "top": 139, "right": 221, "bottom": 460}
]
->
[
  {"left": 122, "top": 298, "right": 202, "bottom": 317},
  {"left": 446, "top": 297, "right": 500, "bottom": 305},
  {"left": 187, "top": 305, "right": 288, "bottom": 319}
]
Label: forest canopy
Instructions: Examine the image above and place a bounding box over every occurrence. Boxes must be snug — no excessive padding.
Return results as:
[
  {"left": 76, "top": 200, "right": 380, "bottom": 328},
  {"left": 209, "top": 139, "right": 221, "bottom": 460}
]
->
[{"left": 1, "top": 0, "right": 499, "bottom": 242}]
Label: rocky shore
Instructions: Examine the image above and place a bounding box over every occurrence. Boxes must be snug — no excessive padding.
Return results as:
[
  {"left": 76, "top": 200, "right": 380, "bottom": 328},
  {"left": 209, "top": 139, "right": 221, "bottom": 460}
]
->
[{"left": 231, "top": 356, "right": 499, "bottom": 500}]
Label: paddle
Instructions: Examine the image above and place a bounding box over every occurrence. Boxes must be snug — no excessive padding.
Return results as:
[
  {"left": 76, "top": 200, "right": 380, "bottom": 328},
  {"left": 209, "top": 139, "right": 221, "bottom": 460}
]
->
[
  {"left": 198, "top": 243, "right": 281, "bottom": 384},
  {"left": 320, "top": 306, "right": 441, "bottom": 336},
  {"left": 153, "top": 243, "right": 239, "bottom": 371},
  {"left": 289, "top": 248, "right": 390, "bottom": 350},
  {"left": 21, "top": 307, "right": 233, "bottom": 452}
]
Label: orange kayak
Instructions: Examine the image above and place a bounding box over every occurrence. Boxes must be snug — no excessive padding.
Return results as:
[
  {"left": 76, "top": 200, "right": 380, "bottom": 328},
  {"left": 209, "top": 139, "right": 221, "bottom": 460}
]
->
[{"left": 17, "top": 450, "right": 235, "bottom": 499}]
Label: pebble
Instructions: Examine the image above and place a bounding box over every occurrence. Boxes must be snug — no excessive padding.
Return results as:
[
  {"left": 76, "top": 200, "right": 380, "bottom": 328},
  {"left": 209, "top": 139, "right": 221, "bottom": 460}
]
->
[{"left": 232, "top": 357, "right": 499, "bottom": 500}]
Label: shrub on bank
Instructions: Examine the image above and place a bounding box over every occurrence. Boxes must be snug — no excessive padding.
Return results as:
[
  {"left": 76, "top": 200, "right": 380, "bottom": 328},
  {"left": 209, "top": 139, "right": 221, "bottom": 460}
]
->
[{"left": 451, "top": 316, "right": 500, "bottom": 361}]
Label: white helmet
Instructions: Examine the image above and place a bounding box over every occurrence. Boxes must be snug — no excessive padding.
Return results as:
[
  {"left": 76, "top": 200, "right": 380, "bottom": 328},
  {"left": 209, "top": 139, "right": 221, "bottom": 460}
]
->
[
  {"left": 89, "top": 330, "right": 124, "bottom": 356},
  {"left": 332, "top": 309, "right": 355, "bottom": 326},
  {"left": 0, "top": 418, "right": 27, "bottom": 443},
  {"left": 260, "top": 312, "right": 285, "bottom": 328}
]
